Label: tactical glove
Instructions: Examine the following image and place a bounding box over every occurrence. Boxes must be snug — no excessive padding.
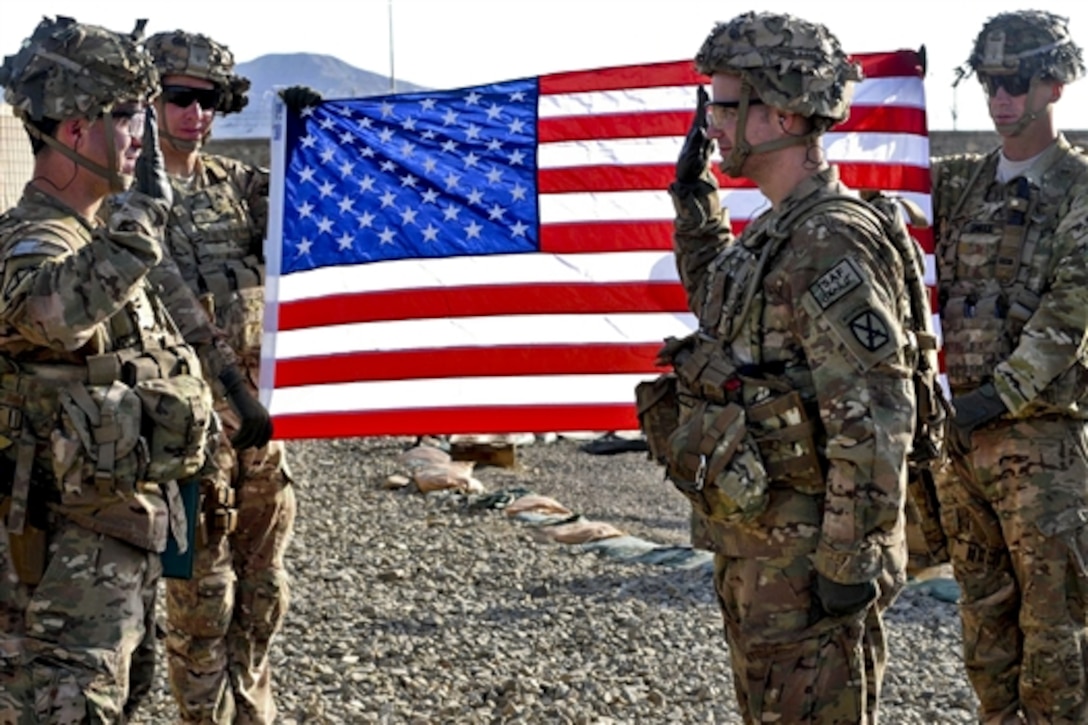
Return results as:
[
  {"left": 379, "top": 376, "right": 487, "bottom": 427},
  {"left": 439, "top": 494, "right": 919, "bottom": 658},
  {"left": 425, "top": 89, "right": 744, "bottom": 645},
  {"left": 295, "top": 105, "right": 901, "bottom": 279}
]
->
[
  {"left": 675, "top": 86, "right": 712, "bottom": 185},
  {"left": 218, "top": 365, "right": 273, "bottom": 450},
  {"left": 279, "top": 85, "right": 323, "bottom": 113},
  {"left": 134, "top": 105, "right": 173, "bottom": 207},
  {"left": 815, "top": 574, "right": 877, "bottom": 618},
  {"left": 950, "top": 382, "right": 1007, "bottom": 456}
]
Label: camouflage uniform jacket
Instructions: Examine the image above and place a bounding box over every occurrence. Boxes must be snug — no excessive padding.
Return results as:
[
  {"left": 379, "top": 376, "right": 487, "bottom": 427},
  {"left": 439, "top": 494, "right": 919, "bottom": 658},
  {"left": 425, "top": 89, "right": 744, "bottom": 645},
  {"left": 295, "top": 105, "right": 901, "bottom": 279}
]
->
[
  {"left": 671, "top": 167, "right": 915, "bottom": 585},
  {"left": 163, "top": 153, "right": 268, "bottom": 366},
  {"left": 0, "top": 186, "right": 198, "bottom": 521},
  {"left": 933, "top": 133, "right": 1088, "bottom": 417}
]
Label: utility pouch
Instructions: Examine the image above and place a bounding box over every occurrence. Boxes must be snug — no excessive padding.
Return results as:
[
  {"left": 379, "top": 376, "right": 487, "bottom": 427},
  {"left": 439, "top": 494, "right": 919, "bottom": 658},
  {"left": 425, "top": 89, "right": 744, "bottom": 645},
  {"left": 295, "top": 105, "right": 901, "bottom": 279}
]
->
[
  {"left": 1, "top": 496, "right": 46, "bottom": 586},
  {"left": 52, "top": 381, "right": 147, "bottom": 496},
  {"left": 666, "top": 401, "right": 769, "bottom": 523},
  {"left": 134, "top": 374, "right": 213, "bottom": 483},
  {"left": 747, "top": 389, "right": 825, "bottom": 494},
  {"left": 199, "top": 258, "right": 265, "bottom": 357},
  {"left": 636, "top": 374, "right": 680, "bottom": 465}
]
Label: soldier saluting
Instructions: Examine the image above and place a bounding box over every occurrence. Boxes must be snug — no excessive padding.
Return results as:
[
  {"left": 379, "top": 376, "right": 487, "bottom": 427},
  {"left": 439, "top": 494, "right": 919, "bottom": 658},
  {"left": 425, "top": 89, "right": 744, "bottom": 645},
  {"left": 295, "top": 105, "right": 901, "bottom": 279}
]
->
[
  {"left": 656, "top": 11, "right": 932, "bottom": 722},
  {"left": 0, "top": 16, "right": 214, "bottom": 721}
]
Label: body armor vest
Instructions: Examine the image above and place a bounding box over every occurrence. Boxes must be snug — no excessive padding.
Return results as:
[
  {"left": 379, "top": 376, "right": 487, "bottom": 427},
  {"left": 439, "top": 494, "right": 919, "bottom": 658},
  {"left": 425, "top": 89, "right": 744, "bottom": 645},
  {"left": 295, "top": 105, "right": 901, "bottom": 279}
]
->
[
  {"left": 0, "top": 209, "right": 212, "bottom": 556},
  {"left": 166, "top": 155, "right": 265, "bottom": 356},
  {"left": 937, "top": 145, "right": 1088, "bottom": 396}
]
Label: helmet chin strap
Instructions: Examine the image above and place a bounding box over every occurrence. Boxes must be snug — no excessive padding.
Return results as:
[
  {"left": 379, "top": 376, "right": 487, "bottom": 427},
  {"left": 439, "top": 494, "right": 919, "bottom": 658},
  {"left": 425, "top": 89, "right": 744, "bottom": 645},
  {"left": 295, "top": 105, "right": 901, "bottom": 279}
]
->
[
  {"left": 25, "top": 118, "right": 130, "bottom": 193},
  {"left": 719, "top": 80, "right": 823, "bottom": 178}
]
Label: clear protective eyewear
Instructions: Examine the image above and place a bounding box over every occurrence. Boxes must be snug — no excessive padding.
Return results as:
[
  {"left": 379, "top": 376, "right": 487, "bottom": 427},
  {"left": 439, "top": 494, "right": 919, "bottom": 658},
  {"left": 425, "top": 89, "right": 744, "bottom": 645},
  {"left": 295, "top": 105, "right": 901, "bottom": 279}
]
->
[
  {"left": 109, "top": 106, "right": 147, "bottom": 137},
  {"left": 705, "top": 99, "right": 764, "bottom": 129}
]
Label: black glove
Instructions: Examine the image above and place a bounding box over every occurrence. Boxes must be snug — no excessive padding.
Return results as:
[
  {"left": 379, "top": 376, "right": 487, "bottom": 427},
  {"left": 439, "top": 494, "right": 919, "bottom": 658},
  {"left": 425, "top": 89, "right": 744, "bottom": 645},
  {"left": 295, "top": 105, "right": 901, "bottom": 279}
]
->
[
  {"left": 815, "top": 574, "right": 877, "bottom": 618},
  {"left": 950, "top": 382, "right": 1007, "bottom": 456},
  {"left": 279, "top": 85, "right": 323, "bottom": 113},
  {"left": 218, "top": 365, "right": 273, "bottom": 450},
  {"left": 134, "top": 105, "right": 172, "bottom": 207},
  {"left": 675, "top": 86, "right": 712, "bottom": 185}
]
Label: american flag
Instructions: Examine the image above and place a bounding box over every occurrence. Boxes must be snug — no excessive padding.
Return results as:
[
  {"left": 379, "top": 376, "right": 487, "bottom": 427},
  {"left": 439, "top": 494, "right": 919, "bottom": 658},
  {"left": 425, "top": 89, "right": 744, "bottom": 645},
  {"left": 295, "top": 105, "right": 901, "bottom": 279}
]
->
[{"left": 262, "top": 50, "right": 933, "bottom": 439}]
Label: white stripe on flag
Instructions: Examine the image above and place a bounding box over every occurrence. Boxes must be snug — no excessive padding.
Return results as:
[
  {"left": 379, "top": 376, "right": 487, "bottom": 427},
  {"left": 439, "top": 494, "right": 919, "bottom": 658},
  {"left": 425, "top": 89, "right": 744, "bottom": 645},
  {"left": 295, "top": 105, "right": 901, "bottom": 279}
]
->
[
  {"left": 271, "top": 373, "right": 658, "bottom": 415},
  {"left": 276, "top": 250, "right": 681, "bottom": 301},
  {"left": 274, "top": 312, "right": 697, "bottom": 359}
]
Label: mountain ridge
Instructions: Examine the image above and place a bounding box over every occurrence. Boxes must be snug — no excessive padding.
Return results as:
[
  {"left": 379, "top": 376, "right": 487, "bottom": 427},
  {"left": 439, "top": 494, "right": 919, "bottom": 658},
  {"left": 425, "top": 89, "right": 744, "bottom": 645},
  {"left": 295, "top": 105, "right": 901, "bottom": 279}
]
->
[{"left": 216, "top": 51, "right": 428, "bottom": 139}]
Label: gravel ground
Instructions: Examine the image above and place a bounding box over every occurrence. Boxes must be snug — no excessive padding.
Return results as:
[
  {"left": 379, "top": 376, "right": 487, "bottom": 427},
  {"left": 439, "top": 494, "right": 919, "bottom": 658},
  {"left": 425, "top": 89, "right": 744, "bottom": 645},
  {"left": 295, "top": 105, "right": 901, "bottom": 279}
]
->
[{"left": 131, "top": 435, "right": 979, "bottom": 724}]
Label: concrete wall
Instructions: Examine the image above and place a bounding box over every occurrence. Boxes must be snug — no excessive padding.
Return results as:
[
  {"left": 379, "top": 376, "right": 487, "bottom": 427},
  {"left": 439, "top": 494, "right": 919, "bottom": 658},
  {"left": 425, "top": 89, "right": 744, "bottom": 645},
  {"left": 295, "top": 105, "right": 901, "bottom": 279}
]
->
[{"left": 206, "top": 131, "right": 1088, "bottom": 174}]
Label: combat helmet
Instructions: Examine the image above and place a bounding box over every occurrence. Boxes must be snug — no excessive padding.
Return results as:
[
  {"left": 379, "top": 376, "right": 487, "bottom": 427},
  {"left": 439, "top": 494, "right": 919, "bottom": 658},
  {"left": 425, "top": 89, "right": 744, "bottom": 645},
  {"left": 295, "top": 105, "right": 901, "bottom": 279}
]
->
[
  {"left": 0, "top": 15, "right": 158, "bottom": 123},
  {"left": 964, "top": 10, "right": 1084, "bottom": 84},
  {"left": 144, "top": 30, "right": 250, "bottom": 115},
  {"left": 694, "top": 11, "right": 860, "bottom": 176},
  {"left": 695, "top": 11, "right": 862, "bottom": 132}
]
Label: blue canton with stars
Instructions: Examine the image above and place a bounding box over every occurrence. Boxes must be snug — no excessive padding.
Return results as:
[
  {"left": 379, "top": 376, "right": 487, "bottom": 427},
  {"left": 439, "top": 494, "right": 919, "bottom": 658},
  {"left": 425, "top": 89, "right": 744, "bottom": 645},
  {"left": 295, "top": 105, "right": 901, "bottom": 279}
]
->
[{"left": 281, "top": 79, "right": 540, "bottom": 275}]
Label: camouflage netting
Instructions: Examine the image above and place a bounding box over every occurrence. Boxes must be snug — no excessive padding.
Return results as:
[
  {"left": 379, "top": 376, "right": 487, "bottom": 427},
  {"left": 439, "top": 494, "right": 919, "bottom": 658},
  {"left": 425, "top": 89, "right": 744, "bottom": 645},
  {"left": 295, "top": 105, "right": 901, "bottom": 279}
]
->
[
  {"left": 966, "top": 10, "right": 1084, "bottom": 83},
  {"left": 695, "top": 10, "right": 861, "bottom": 130},
  {"left": 145, "top": 31, "right": 250, "bottom": 115},
  {"left": 0, "top": 16, "right": 158, "bottom": 122}
]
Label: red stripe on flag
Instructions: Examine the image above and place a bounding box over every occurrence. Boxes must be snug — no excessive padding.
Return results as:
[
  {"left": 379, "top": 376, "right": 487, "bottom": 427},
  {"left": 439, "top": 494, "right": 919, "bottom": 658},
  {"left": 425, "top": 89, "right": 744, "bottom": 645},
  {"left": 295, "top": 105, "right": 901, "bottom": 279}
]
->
[
  {"left": 275, "top": 343, "right": 667, "bottom": 388},
  {"left": 833, "top": 106, "right": 927, "bottom": 134},
  {"left": 538, "top": 106, "right": 927, "bottom": 144},
  {"left": 540, "top": 61, "right": 699, "bottom": 94},
  {"left": 539, "top": 220, "right": 677, "bottom": 253},
  {"left": 273, "top": 405, "right": 642, "bottom": 439},
  {"left": 277, "top": 281, "right": 690, "bottom": 330},
  {"left": 852, "top": 49, "right": 925, "bottom": 78}
]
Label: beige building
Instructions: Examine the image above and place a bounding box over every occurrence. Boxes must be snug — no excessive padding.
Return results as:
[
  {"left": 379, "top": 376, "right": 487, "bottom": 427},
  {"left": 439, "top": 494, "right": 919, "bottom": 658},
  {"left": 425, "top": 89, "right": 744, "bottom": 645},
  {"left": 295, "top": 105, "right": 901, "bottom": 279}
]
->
[{"left": 1, "top": 103, "right": 34, "bottom": 211}]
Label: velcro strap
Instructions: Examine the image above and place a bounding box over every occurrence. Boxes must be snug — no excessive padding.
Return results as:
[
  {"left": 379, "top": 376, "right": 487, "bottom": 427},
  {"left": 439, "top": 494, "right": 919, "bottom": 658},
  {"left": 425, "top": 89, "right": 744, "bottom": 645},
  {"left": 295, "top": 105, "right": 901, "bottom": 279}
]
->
[{"left": 7, "top": 435, "right": 36, "bottom": 535}]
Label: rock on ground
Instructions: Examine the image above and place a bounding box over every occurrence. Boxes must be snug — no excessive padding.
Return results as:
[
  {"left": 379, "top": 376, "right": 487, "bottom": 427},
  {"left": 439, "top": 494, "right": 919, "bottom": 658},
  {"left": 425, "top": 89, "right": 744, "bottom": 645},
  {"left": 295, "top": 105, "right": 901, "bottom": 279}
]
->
[{"left": 131, "top": 436, "right": 979, "bottom": 724}]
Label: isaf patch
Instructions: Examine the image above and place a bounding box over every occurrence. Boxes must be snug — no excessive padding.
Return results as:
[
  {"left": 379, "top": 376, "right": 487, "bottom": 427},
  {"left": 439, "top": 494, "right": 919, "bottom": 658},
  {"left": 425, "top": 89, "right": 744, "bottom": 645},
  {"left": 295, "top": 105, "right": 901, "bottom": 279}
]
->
[
  {"left": 809, "top": 258, "right": 864, "bottom": 310},
  {"left": 849, "top": 309, "right": 891, "bottom": 351}
]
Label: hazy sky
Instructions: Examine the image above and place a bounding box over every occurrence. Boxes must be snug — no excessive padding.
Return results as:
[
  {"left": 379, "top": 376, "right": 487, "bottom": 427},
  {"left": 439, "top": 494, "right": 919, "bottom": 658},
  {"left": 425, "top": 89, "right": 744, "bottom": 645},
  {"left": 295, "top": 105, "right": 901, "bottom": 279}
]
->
[{"left": 3, "top": 0, "right": 1088, "bottom": 131}]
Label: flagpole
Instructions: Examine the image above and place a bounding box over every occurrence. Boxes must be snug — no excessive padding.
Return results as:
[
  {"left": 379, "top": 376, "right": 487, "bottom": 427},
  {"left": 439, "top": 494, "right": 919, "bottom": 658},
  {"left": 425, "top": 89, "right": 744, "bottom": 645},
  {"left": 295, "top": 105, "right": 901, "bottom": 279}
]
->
[{"left": 388, "top": 0, "right": 396, "bottom": 92}]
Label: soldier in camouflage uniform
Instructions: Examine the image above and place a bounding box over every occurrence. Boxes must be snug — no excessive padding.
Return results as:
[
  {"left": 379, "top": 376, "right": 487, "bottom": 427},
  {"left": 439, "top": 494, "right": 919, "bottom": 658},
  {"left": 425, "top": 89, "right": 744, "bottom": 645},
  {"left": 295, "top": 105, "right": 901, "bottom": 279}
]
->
[
  {"left": 143, "top": 30, "right": 291, "bottom": 725},
  {"left": 666, "top": 12, "right": 921, "bottom": 723},
  {"left": 934, "top": 11, "right": 1088, "bottom": 724},
  {"left": 0, "top": 16, "right": 216, "bottom": 722}
]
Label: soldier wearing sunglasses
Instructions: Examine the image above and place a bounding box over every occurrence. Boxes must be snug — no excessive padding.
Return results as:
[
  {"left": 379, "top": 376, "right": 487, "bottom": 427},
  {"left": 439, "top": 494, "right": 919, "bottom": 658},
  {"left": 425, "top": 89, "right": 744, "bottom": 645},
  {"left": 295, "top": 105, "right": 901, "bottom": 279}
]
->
[
  {"left": 934, "top": 10, "right": 1088, "bottom": 724},
  {"left": 141, "top": 29, "right": 292, "bottom": 725}
]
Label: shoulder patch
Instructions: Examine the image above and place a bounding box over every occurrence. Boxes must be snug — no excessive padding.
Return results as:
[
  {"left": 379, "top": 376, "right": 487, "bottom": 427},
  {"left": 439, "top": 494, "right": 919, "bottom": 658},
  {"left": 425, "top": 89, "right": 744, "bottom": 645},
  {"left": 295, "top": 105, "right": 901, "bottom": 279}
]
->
[
  {"left": 6, "top": 238, "right": 70, "bottom": 258},
  {"left": 809, "top": 258, "right": 864, "bottom": 310},
  {"left": 848, "top": 309, "right": 892, "bottom": 352}
]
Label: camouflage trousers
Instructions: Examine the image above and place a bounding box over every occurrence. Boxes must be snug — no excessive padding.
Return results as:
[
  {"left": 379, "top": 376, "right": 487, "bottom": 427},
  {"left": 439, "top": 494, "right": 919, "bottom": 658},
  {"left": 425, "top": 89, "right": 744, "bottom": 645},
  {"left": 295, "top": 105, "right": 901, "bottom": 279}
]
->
[
  {"left": 939, "top": 416, "right": 1088, "bottom": 725},
  {"left": 163, "top": 381, "right": 296, "bottom": 725},
  {"left": 0, "top": 516, "right": 160, "bottom": 723},
  {"left": 714, "top": 552, "right": 889, "bottom": 724}
]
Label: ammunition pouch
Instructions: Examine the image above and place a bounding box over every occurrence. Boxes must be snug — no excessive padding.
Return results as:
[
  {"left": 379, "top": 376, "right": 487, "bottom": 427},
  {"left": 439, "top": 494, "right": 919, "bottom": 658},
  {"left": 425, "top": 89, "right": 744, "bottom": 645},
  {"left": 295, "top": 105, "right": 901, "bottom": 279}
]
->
[
  {"left": 200, "top": 482, "right": 238, "bottom": 545},
  {"left": 136, "top": 375, "right": 214, "bottom": 482},
  {"left": 635, "top": 374, "right": 680, "bottom": 465},
  {"left": 747, "top": 389, "right": 825, "bottom": 494},
  {"left": 666, "top": 401, "right": 769, "bottom": 523},
  {"left": 198, "top": 257, "right": 265, "bottom": 358},
  {"left": 43, "top": 350, "right": 213, "bottom": 553}
]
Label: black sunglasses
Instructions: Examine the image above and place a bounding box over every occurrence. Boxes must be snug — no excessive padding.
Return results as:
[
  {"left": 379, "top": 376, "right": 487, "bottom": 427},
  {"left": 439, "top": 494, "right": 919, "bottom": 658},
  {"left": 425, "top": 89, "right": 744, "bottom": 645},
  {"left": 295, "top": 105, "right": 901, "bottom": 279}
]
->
[
  {"left": 162, "top": 85, "right": 222, "bottom": 110},
  {"left": 980, "top": 74, "right": 1032, "bottom": 97}
]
